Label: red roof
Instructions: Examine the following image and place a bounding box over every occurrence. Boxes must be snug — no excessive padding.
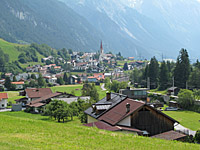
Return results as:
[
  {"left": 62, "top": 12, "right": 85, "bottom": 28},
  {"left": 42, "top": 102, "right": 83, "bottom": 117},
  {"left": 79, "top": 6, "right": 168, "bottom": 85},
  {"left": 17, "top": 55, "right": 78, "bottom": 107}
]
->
[
  {"left": 29, "top": 103, "right": 46, "bottom": 108},
  {"left": 25, "top": 88, "right": 53, "bottom": 98},
  {"left": 98, "top": 98, "right": 145, "bottom": 125},
  {"left": 11, "top": 82, "right": 24, "bottom": 85},
  {"left": 0, "top": 93, "right": 8, "bottom": 99},
  {"left": 84, "top": 121, "right": 143, "bottom": 134},
  {"left": 151, "top": 130, "right": 187, "bottom": 140},
  {"left": 28, "top": 92, "right": 62, "bottom": 105}
]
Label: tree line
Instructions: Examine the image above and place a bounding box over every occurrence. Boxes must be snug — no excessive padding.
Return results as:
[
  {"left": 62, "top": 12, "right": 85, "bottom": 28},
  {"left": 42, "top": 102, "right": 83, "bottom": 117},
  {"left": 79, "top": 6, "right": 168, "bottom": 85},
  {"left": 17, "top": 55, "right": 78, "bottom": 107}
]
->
[{"left": 130, "top": 48, "right": 200, "bottom": 90}]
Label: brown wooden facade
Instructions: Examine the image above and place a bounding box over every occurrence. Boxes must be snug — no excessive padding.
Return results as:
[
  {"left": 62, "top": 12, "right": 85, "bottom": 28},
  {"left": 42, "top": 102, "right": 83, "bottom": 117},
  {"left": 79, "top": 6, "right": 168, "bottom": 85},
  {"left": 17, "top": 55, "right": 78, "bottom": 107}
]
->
[{"left": 131, "top": 106, "right": 174, "bottom": 136}]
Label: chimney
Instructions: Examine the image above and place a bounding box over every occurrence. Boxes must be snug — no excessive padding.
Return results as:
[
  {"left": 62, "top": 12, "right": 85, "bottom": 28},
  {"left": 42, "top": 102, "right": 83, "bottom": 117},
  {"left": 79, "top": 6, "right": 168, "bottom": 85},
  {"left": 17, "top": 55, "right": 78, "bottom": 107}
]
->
[
  {"left": 126, "top": 103, "right": 130, "bottom": 113},
  {"left": 106, "top": 91, "right": 111, "bottom": 101}
]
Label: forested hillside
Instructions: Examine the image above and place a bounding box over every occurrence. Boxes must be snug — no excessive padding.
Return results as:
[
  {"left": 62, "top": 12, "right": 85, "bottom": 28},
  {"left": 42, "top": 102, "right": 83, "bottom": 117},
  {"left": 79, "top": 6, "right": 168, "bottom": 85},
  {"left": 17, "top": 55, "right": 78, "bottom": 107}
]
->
[{"left": 0, "top": 0, "right": 102, "bottom": 51}]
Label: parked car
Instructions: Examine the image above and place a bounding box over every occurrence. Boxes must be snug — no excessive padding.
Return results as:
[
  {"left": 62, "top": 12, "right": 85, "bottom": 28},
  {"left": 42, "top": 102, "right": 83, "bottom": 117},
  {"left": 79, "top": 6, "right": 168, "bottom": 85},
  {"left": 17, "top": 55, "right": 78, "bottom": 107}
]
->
[{"left": 164, "top": 107, "right": 179, "bottom": 111}]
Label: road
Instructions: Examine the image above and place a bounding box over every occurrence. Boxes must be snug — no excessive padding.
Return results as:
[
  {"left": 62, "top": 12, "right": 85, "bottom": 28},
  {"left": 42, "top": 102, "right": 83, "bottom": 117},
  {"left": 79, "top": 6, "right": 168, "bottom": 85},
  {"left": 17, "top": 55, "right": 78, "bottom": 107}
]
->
[
  {"left": 101, "top": 83, "right": 106, "bottom": 91},
  {"left": 174, "top": 123, "right": 196, "bottom": 136},
  {"left": 0, "top": 108, "right": 11, "bottom": 112}
]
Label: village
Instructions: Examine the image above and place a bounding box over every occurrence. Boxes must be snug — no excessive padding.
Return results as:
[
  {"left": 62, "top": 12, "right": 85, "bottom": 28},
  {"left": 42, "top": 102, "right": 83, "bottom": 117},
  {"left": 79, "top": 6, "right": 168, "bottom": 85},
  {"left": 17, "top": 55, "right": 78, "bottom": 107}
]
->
[{"left": 0, "top": 42, "right": 199, "bottom": 144}]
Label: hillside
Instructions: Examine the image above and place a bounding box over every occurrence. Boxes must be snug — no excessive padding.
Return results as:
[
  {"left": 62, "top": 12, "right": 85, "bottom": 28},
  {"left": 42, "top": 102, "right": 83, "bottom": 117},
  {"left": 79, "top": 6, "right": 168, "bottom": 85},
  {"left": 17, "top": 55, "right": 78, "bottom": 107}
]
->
[
  {"left": 0, "top": 111, "right": 199, "bottom": 149},
  {"left": 0, "top": 39, "right": 22, "bottom": 61},
  {"left": 0, "top": 0, "right": 102, "bottom": 52},
  {"left": 61, "top": 0, "right": 200, "bottom": 60}
]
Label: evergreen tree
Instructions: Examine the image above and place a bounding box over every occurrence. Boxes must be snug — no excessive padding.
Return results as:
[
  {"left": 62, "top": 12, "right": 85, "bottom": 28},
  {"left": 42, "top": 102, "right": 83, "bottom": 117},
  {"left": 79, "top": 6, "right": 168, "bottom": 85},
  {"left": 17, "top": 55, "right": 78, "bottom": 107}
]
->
[
  {"left": 123, "top": 62, "right": 128, "bottom": 71},
  {"left": 37, "top": 73, "right": 46, "bottom": 87},
  {"left": 159, "top": 61, "right": 170, "bottom": 90},
  {"left": 5, "top": 76, "right": 11, "bottom": 90},
  {"left": 174, "top": 49, "right": 190, "bottom": 88},
  {"left": 148, "top": 56, "right": 159, "bottom": 89},
  {"left": 13, "top": 76, "right": 17, "bottom": 82}
]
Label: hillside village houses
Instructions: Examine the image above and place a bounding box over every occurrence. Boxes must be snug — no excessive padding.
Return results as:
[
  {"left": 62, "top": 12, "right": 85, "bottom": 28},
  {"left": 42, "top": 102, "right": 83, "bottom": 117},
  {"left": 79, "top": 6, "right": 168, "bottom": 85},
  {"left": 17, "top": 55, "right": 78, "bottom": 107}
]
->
[{"left": 0, "top": 93, "right": 8, "bottom": 109}]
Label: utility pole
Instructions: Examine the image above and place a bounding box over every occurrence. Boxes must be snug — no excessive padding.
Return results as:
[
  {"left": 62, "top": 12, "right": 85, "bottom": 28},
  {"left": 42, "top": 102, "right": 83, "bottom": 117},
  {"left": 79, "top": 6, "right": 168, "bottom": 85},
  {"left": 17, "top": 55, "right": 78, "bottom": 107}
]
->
[
  {"left": 147, "top": 77, "right": 150, "bottom": 89},
  {"left": 172, "top": 76, "right": 175, "bottom": 96}
]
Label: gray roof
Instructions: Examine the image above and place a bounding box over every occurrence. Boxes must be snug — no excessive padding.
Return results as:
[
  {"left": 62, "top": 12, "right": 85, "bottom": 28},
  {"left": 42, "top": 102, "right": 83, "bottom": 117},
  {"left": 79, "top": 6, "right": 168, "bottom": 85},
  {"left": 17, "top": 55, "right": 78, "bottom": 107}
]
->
[{"left": 84, "top": 93, "right": 127, "bottom": 119}]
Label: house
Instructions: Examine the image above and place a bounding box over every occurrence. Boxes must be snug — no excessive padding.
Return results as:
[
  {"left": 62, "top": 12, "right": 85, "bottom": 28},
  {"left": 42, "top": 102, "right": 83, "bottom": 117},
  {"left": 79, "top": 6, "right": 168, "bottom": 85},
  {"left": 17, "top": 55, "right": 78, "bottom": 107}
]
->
[
  {"left": 0, "top": 93, "right": 8, "bottom": 109},
  {"left": 11, "top": 82, "right": 25, "bottom": 90},
  {"left": 84, "top": 92, "right": 180, "bottom": 137},
  {"left": 119, "top": 87, "right": 148, "bottom": 101},
  {"left": 169, "top": 101, "right": 179, "bottom": 108},
  {"left": 168, "top": 87, "right": 180, "bottom": 96},
  {"left": 25, "top": 88, "right": 53, "bottom": 101},
  {"left": 70, "top": 75, "right": 78, "bottom": 84},
  {"left": 26, "top": 92, "right": 90, "bottom": 113}
]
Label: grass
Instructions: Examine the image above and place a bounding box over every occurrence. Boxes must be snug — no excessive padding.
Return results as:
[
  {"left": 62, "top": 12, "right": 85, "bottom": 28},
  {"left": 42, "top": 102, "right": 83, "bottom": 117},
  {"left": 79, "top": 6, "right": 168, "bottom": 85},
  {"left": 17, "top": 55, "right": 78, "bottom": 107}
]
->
[
  {"left": 51, "top": 84, "right": 107, "bottom": 100},
  {"left": 0, "top": 111, "right": 199, "bottom": 150},
  {"left": 149, "top": 89, "right": 168, "bottom": 95},
  {"left": 164, "top": 111, "right": 200, "bottom": 131},
  {"left": 0, "top": 39, "right": 22, "bottom": 61},
  {"left": 51, "top": 84, "right": 83, "bottom": 96}
]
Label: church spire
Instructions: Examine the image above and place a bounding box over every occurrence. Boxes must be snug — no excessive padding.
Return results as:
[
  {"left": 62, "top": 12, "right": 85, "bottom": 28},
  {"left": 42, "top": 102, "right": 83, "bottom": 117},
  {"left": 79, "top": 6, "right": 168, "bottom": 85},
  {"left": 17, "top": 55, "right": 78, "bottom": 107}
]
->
[{"left": 100, "top": 40, "right": 103, "bottom": 54}]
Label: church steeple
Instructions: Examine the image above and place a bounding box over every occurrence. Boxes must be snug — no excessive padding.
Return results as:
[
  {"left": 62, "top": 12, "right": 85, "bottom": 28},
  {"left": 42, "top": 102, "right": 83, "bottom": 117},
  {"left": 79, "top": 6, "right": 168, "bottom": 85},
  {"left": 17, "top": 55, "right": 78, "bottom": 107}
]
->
[{"left": 100, "top": 40, "right": 103, "bottom": 54}]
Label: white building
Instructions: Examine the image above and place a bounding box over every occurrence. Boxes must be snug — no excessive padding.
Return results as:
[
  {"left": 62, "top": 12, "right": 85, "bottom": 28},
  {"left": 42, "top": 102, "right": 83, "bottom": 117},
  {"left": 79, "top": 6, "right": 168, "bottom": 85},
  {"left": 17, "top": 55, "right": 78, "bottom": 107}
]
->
[{"left": 0, "top": 93, "right": 8, "bottom": 109}]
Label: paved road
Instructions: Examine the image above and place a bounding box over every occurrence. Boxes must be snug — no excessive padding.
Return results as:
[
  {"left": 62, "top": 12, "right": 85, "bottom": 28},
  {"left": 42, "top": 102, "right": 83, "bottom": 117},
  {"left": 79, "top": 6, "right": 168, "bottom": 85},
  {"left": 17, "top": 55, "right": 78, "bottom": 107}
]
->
[
  {"left": 101, "top": 83, "right": 106, "bottom": 91},
  {"left": 174, "top": 123, "right": 196, "bottom": 136},
  {"left": 0, "top": 109, "right": 11, "bottom": 112}
]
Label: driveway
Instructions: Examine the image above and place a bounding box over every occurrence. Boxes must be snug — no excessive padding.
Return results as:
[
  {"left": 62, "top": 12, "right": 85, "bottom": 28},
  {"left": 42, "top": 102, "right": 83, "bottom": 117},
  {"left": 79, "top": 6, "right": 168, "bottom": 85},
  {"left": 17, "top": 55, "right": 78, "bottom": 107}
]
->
[
  {"left": 174, "top": 123, "right": 196, "bottom": 136},
  {"left": 0, "top": 108, "right": 11, "bottom": 112},
  {"left": 101, "top": 83, "right": 106, "bottom": 91}
]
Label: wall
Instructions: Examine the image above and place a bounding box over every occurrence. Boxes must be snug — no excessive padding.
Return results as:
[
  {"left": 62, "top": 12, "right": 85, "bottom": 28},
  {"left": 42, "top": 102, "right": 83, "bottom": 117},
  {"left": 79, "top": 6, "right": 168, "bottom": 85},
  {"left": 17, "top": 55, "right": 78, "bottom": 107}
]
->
[
  {"left": 117, "top": 116, "right": 131, "bottom": 127},
  {"left": 87, "top": 115, "right": 98, "bottom": 123},
  {"left": 131, "top": 106, "right": 174, "bottom": 136},
  {"left": 0, "top": 99, "right": 7, "bottom": 109}
]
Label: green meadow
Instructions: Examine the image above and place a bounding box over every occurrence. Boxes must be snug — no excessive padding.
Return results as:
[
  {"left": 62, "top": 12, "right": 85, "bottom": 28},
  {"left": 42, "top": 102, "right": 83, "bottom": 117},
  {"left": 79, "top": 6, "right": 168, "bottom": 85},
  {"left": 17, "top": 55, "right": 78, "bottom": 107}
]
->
[
  {"left": 0, "top": 111, "right": 199, "bottom": 150},
  {"left": 51, "top": 84, "right": 107, "bottom": 99},
  {"left": 164, "top": 111, "right": 200, "bottom": 131}
]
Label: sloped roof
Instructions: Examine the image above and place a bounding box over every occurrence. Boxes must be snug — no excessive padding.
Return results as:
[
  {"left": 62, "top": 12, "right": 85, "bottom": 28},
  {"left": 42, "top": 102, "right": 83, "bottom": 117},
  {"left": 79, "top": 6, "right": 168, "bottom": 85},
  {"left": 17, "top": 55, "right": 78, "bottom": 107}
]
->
[
  {"left": 28, "top": 92, "right": 63, "bottom": 105},
  {"left": 84, "top": 93, "right": 127, "bottom": 119},
  {"left": 98, "top": 98, "right": 178, "bottom": 126},
  {"left": 84, "top": 121, "right": 143, "bottom": 134},
  {"left": 99, "top": 98, "right": 145, "bottom": 125},
  {"left": 11, "top": 82, "right": 24, "bottom": 85},
  {"left": 29, "top": 103, "right": 45, "bottom": 108},
  {"left": 25, "top": 88, "right": 53, "bottom": 98},
  {"left": 151, "top": 130, "right": 187, "bottom": 140},
  {"left": 0, "top": 93, "right": 8, "bottom": 99}
]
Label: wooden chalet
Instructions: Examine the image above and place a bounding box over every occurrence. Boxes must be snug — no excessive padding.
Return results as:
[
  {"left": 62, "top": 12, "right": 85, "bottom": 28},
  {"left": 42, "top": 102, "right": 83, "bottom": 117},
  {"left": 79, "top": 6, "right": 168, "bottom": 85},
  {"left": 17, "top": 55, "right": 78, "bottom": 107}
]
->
[{"left": 84, "top": 92, "right": 183, "bottom": 139}]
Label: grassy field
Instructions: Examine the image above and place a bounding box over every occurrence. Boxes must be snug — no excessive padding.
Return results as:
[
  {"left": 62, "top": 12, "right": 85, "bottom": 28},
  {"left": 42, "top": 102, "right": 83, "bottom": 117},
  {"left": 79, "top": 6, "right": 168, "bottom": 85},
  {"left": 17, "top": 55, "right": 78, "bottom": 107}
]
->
[
  {"left": 51, "top": 84, "right": 107, "bottom": 100},
  {"left": 0, "top": 39, "right": 22, "bottom": 61},
  {"left": 164, "top": 111, "right": 200, "bottom": 131},
  {"left": 0, "top": 111, "right": 199, "bottom": 150}
]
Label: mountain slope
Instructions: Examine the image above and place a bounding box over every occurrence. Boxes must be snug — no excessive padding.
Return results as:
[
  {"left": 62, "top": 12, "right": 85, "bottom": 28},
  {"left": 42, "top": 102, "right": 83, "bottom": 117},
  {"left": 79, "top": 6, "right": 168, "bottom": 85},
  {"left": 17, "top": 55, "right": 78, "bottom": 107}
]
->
[
  {"left": 61, "top": 0, "right": 184, "bottom": 59},
  {"left": 0, "top": 0, "right": 102, "bottom": 51}
]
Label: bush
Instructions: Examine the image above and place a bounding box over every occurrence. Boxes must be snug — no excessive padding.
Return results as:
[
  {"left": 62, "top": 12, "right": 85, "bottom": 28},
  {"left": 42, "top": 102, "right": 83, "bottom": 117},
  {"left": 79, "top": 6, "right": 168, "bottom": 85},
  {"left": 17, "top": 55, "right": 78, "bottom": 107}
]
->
[{"left": 194, "top": 130, "right": 200, "bottom": 143}]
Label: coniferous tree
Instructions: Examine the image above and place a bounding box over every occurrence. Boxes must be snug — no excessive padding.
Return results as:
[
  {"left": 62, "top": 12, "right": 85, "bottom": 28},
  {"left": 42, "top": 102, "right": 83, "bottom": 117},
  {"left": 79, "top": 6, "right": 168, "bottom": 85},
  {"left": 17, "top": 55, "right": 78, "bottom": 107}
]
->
[
  {"left": 174, "top": 49, "right": 190, "bottom": 88},
  {"left": 148, "top": 56, "right": 159, "bottom": 89},
  {"left": 37, "top": 73, "right": 46, "bottom": 87},
  {"left": 159, "top": 61, "right": 170, "bottom": 90},
  {"left": 5, "top": 76, "right": 11, "bottom": 90}
]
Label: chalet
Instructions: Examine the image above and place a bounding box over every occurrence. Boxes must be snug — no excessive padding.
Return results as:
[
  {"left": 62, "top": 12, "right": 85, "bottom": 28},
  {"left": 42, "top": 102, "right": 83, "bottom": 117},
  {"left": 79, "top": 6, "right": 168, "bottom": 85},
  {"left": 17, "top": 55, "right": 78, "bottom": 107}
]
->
[
  {"left": 84, "top": 92, "right": 181, "bottom": 139},
  {"left": 119, "top": 87, "right": 148, "bottom": 101},
  {"left": 25, "top": 88, "right": 53, "bottom": 101},
  {"left": 26, "top": 92, "right": 90, "bottom": 113},
  {"left": 0, "top": 93, "right": 8, "bottom": 109},
  {"left": 11, "top": 82, "right": 24, "bottom": 90}
]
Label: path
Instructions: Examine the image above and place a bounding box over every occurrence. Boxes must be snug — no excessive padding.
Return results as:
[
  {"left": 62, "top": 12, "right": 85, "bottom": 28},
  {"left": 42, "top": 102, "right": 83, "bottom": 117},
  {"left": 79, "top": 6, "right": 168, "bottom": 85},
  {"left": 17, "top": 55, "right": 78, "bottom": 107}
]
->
[
  {"left": 174, "top": 123, "right": 196, "bottom": 136},
  {"left": 0, "top": 108, "right": 11, "bottom": 112},
  {"left": 101, "top": 83, "right": 106, "bottom": 91}
]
